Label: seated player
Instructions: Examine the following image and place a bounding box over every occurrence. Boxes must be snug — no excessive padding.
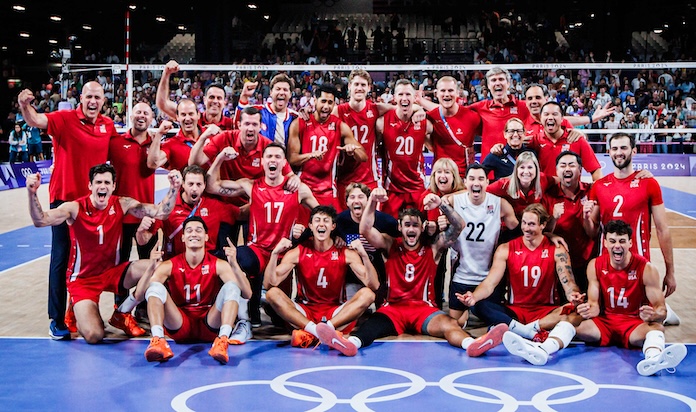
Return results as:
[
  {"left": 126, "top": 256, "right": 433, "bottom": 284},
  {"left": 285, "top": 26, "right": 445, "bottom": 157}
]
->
[
  {"left": 314, "top": 188, "right": 506, "bottom": 357},
  {"left": 263, "top": 206, "right": 379, "bottom": 351},
  {"left": 575, "top": 220, "right": 687, "bottom": 376},
  {"left": 144, "top": 217, "right": 252, "bottom": 365},
  {"left": 26, "top": 164, "right": 182, "bottom": 343},
  {"left": 460, "top": 203, "right": 585, "bottom": 364}
]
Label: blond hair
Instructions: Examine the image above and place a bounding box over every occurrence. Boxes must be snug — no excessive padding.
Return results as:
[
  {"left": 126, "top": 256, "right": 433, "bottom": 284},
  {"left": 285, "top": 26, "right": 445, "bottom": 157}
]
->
[
  {"left": 428, "top": 158, "right": 464, "bottom": 194},
  {"left": 507, "top": 151, "right": 542, "bottom": 200}
]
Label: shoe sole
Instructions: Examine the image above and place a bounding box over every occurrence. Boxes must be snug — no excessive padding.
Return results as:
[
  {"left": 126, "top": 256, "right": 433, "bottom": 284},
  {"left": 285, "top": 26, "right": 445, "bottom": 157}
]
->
[
  {"left": 209, "top": 351, "right": 229, "bottom": 365},
  {"left": 145, "top": 351, "right": 173, "bottom": 363},
  {"left": 637, "top": 344, "right": 687, "bottom": 376},
  {"left": 503, "top": 331, "right": 548, "bottom": 366},
  {"left": 316, "top": 324, "right": 357, "bottom": 357},
  {"left": 49, "top": 326, "right": 71, "bottom": 341},
  {"left": 467, "top": 323, "right": 508, "bottom": 357}
]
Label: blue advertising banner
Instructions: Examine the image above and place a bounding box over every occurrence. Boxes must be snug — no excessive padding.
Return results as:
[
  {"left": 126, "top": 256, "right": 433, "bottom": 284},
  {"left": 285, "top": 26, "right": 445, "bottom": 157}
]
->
[{"left": 0, "top": 160, "right": 52, "bottom": 190}]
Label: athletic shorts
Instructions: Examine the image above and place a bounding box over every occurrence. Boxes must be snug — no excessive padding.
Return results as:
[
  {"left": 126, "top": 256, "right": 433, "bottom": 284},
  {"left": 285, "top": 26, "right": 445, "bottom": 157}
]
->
[
  {"left": 247, "top": 244, "right": 272, "bottom": 273},
  {"left": 377, "top": 300, "right": 443, "bottom": 336},
  {"left": 296, "top": 302, "right": 357, "bottom": 333},
  {"left": 506, "top": 304, "right": 564, "bottom": 324},
  {"left": 591, "top": 314, "right": 645, "bottom": 348},
  {"left": 166, "top": 306, "right": 218, "bottom": 343},
  {"left": 447, "top": 282, "right": 478, "bottom": 312},
  {"left": 381, "top": 190, "right": 420, "bottom": 219},
  {"left": 67, "top": 262, "right": 130, "bottom": 304}
]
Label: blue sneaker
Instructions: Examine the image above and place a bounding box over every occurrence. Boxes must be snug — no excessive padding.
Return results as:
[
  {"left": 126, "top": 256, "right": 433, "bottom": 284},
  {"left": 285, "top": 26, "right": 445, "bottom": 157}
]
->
[{"left": 49, "top": 319, "right": 71, "bottom": 340}]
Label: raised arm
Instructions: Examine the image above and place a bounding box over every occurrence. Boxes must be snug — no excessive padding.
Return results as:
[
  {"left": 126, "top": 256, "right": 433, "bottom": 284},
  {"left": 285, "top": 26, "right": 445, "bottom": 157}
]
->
[
  {"left": 205, "top": 148, "right": 252, "bottom": 197},
  {"left": 26, "top": 173, "right": 76, "bottom": 226},
  {"left": 359, "top": 187, "right": 392, "bottom": 251},
  {"left": 263, "top": 238, "right": 298, "bottom": 289},
  {"left": 17, "top": 90, "right": 48, "bottom": 130},
  {"left": 123, "top": 170, "right": 182, "bottom": 220},
  {"left": 582, "top": 200, "right": 601, "bottom": 239},
  {"left": 425, "top": 194, "right": 465, "bottom": 252},
  {"left": 155, "top": 60, "right": 179, "bottom": 120},
  {"left": 146, "top": 120, "right": 173, "bottom": 170},
  {"left": 346, "top": 240, "right": 380, "bottom": 291},
  {"left": 188, "top": 124, "right": 222, "bottom": 167}
]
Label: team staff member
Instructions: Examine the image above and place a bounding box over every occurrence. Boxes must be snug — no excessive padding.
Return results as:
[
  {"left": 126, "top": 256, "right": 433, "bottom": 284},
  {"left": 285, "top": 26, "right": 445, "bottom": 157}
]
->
[
  {"left": 18, "top": 82, "right": 119, "bottom": 339},
  {"left": 236, "top": 74, "right": 298, "bottom": 146}
]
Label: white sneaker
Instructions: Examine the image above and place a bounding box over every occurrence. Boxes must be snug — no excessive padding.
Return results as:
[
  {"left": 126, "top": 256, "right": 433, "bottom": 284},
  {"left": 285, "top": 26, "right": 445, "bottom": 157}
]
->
[
  {"left": 503, "top": 331, "right": 549, "bottom": 366},
  {"left": 637, "top": 343, "right": 687, "bottom": 376},
  {"left": 228, "top": 320, "right": 252, "bottom": 345},
  {"left": 663, "top": 303, "right": 681, "bottom": 326}
]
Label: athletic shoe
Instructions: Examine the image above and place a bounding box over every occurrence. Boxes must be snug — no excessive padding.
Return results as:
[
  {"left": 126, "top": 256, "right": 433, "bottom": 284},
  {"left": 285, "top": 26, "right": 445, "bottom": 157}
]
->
[
  {"left": 316, "top": 323, "right": 357, "bottom": 357},
  {"left": 109, "top": 309, "right": 146, "bottom": 337},
  {"left": 208, "top": 336, "right": 230, "bottom": 364},
  {"left": 49, "top": 319, "right": 71, "bottom": 341},
  {"left": 145, "top": 337, "right": 174, "bottom": 362},
  {"left": 637, "top": 343, "right": 687, "bottom": 376},
  {"left": 250, "top": 306, "right": 262, "bottom": 328},
  {"left": 466, "top": 323, "right": 508, "bottom": 357},
  {"left": 228, "top": 320, "right": 252, "bottom": 345},
  {"left": 532, "top": 330, "right": 550, "bottom": 343},
  {"left": 503, "top": 331, "right": 549, "bottom": 366},
  {"left": 663, "top": 303, "right": 681, "bottom": 326},
  {"left": 291, "top": 329, "right": 319, "bottom": 349},
  {"left": 64, "top": 305, "right": 77, "bottom": 334}
]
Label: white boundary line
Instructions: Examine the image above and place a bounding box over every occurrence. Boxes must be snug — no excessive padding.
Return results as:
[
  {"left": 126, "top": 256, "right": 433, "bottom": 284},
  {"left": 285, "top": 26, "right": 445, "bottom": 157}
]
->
[{"left": 0, "top": 254, "right": 49, "bottom": 276}]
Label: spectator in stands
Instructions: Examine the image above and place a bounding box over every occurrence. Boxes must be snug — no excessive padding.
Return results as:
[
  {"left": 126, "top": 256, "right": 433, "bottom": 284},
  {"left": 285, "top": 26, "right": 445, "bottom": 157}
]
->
[
  {"left": 9, "top": 123, "right": 29, "bottom": 163},
  {"left": 638, "top": 115, "right": 655, "bottom": 153},
  {"left": 24, "top": 123, "right": 44, "bottom": 162}
]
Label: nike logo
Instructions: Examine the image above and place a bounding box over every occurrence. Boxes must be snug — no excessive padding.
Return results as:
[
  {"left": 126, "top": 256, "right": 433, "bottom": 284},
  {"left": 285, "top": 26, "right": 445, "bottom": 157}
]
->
[
  {"left": 331, "top": 338, "right": 347, "bottom": 348},
  {"left": 478, "top": 339, "right": 494, "bottom": 349}
]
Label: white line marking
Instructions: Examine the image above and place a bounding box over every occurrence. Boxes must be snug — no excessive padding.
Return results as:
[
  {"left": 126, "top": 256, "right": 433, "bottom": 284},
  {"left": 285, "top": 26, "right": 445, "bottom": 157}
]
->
[
  {"left": 17, "top": 245, "right": 29, "bottom": 248},
  {"left": 0, "top": 254, "right": 49, "bottom": 275}
]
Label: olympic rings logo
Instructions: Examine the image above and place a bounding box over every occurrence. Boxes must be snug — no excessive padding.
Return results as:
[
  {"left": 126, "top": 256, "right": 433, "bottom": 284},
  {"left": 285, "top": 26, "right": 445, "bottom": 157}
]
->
[{"left": 171, "top": 366, "right": 696, "bottom": 412}]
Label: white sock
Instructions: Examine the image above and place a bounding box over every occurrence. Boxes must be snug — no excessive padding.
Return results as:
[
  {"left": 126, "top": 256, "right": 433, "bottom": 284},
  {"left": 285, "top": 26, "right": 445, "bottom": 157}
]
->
[
  {"left": 509, "top": 320, "right": 540, "bottom": 339},
  {"left": 327, "top": 320, "right": 335, "bottom": 330},
  {"left": 117, "top": 294, "right": 138, "bottom": 313},
  {"left": 643, "top": 330, "right": 665, "bottom": 359},
  {"left": 151, "top": 325, "right": 165, "bottom": 338},
  {"left": 219, "top": 324, "right": 232, "bottom": 338},
  {"left": 348, "top": 336, "right": 362, "bottom": 349},
  {"left": 304, "top": 321, "right": 318, "bottom": 338},
  {"left": 461, "top": 337, "right": 475, "bottom": 350}
]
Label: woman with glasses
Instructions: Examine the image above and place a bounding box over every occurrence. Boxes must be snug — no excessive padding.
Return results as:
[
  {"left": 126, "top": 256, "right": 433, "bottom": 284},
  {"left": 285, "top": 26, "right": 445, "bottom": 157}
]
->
[{"left": 482, "top": 118, "right": 533, "bottom": 182}]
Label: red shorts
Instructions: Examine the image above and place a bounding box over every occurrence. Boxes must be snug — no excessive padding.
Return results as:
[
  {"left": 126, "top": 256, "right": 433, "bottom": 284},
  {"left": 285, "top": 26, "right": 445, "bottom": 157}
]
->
[
  {"left": 166, "top": 306, "right": 218, "bottom": 343},
  {"left": 296, "top": 302, "right": 357, "bottom": 333},
  {"left": 591, "top": 314, "right": 645, "bottom": 348},
  {"left": 248, "top": 244, "right": 272, "bottom": 273},
  {"left": 377, "top": 300, "right": 442, "bottom": 336},
  {"left": 67, "top": 262, "right": 130, "bottom": 304},
  {"left": 382, "top": 191, "right": 420, "bottom": 219},
  {"left": 507, "top": 304, "right": 564, "bottom": 324}
]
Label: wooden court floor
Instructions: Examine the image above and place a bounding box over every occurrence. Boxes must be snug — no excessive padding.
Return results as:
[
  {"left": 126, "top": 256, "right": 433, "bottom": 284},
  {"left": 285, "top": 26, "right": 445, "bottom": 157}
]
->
[{"left": 0, "top": 176, "right": 694, "bottom": 343}]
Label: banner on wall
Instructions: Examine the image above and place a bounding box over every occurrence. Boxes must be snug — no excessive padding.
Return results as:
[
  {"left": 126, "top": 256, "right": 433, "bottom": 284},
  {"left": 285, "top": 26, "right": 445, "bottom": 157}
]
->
[{"left": 0, "top": 160, "right": 52, "bottom": 191}]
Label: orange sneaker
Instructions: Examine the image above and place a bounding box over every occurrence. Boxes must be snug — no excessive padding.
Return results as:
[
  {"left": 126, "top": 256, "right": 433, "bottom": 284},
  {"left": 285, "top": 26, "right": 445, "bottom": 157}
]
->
[
  {"left": 65, "top": 303, "right": 77, "bottom": 334},
  {"left": 208, "top": 336, "right": 230, "bottom": 364},
  {"left": 109, "top": 307, "right": 146, "bottom": 337},
  {"left": 316, "top": 323, "right": 357, "bottom": 356},
  {"left": 145, "top": 336, "right": 174, "bottom": 362},
  {"left": 467, "top": 323, "right": 509, "bottom": 357},
  {"left": 291, "top": 329, "right": 319, "bottom": 348}
]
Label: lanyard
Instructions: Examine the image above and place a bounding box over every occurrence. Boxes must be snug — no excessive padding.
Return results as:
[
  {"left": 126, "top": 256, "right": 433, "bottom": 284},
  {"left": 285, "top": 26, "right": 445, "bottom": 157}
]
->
[{"left": 439, "top": 106, "right": 475, "bottom": 166}]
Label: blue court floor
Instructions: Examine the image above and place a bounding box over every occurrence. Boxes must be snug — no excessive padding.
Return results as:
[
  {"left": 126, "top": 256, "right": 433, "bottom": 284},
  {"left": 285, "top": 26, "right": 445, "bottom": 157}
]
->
[{"left": 1, "top": 338, "right": 694, "bottom": 411}]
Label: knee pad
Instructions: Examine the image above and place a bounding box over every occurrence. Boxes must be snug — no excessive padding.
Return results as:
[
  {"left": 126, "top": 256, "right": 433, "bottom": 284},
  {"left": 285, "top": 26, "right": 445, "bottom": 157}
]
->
[
  {"left": 145, "top": 281, "right": 167, "bottom": 305},
  {"left": 550, "top": 321, "right": 577, "bottom": 349},
  {"left": 215, "top": 281, "right": 242, "bottom": 312}
]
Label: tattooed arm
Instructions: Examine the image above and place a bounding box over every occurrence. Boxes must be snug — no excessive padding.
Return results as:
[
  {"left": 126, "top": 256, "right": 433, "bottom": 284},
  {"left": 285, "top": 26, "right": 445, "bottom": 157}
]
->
[
  {"left": 554, "top": 245, "right": 584, "bottom": 306},
  {"left": 427, "top": 194, "right": 465, "bottom": 258},
  {"left": 205, "top": 148, "right": 252, "bottom": 198},
  {"left": 26, "top": 173, "right": 78, "bottom": 226},
  {"left": 123, "top": 169, "right": 182, "bottom": 220}
]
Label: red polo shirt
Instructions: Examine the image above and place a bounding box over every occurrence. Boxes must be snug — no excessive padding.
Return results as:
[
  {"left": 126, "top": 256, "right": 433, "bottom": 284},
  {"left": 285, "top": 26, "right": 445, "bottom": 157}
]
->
[
  {"left": 470, "top": 96, "right": 530, "bottom": 159},
  {"left": 528, "top": 128, "right": 601, "bottom": 178},
  {"left": 109, "top": 130, "right": 156, "bottom": 224},
  {"left": 161, "top": 130, "right": 197, "bottom": 172}
]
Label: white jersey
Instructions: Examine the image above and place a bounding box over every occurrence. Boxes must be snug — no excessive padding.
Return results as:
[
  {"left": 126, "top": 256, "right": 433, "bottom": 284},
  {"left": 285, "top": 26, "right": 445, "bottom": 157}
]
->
[{"left": 451, "top": 192, "right": 502, "bottom": 286}]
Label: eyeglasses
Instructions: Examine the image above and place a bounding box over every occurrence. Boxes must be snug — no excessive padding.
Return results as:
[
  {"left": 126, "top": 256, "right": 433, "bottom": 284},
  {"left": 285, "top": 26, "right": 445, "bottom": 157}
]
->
[{"left": 505, "top": 129, "right": 525, "bottom": 135}]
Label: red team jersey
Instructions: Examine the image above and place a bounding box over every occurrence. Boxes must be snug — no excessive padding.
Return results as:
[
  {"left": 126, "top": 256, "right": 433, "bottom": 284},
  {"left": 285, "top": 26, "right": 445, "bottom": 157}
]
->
[
  {"left": 524, "top": 116, "right": 573, "bottom": 146},
  {"left": 588, "top": 172, "right": 664, "bottom": 259},
  {"left": 202, "top": 130, "right": 292, "bottom": 181},
  {"left": 166, "top": 252, "right": 222, "bottom": 317},
  {"left": 470, "top": 96, "right": 530, "bottom": 159},
  {"left": 426, "top": 105, "right": 481, "bottom": 176},
  {"left": 295, "top": 244, "right": 347, "bottom": 306},
  {"left": 505, "top": 236, "right": 559, "bottom": 306},
  {"left": 160, "top": 130, "right": 197, "bottom": 172},
  {"left": 45, "top": 108, "right": 116, "bottom": 202},
  {"left": 67, "top": 195, "right": 124, "bottom": 282},
  {"left": 155, "top": 194, "right": 239, "bottom": 257},
  {"left": 248, "top": 176, "right": 301, "bottom": 251},
  {"left": 594, "top": 254, "right": 648, "bottom": 317},
  {"left": 297, "top": 115, "right": 343, "bottom": 199},
  {"left": 109, "top": 130, "right": 155, "bottom": 224},
  {"left": 527, "top": 128, "right": 601, "bottom": 177},
  {"left": 336, "top": 101, "right": 380, "bottom": 188},
  {"left": 384, "top": 239, "right": 437, "bottom": 306},
  {"left": 542, "top": 182, "right": 596, "bottom": 266},
  {"left": 382, "top": 110, "right": 427, "bottom": 193}
]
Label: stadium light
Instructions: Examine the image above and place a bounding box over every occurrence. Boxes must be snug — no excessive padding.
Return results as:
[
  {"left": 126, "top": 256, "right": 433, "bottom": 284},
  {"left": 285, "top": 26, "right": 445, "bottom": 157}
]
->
[
  {"left": 12, "top": 5, "right": 26, "bottom": 11},
  {"left": 248, "top": 4, "right": 258, "bottom": 9},
  {"left": 50, "top": 15, "right": 62, "bottom": 22},
  {"left": 156, "top": 16, "right": 166, "bottom": 22}
]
